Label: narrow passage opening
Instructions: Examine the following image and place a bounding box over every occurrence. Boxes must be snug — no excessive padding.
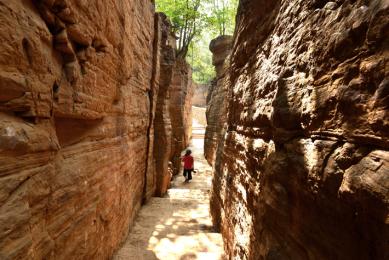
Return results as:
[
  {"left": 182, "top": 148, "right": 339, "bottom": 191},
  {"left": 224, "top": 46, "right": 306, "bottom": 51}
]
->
[{"left": 115, "top": 1, "right": 239, "bottom": 259}]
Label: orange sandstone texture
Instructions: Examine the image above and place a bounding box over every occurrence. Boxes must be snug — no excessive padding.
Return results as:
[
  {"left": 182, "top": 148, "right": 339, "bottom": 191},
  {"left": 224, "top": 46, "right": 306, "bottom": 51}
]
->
[
  {"left": 0, "top": 1, "right": 192, "bottom": 259},
  {"left": 169, "top": 58, "right": 194, "bottom": 176},
  {"left": 153, "top": 13, "right": 175, "bottom": 197},
  {"left": 204, "top": 35, "right": 233, "bottom": 165},
  {"left": 209, "top": 0, "right": 389, "bottom": 259}
]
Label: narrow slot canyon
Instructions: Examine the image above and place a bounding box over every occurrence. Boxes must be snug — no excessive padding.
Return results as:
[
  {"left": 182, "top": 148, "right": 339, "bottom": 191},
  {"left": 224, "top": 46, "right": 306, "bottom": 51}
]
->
[
  {"left": 114, "top": 106, "right": 224, "bottom": 259},
  {"left": 0, "top": 0, "right": 388, "bottom": 260}
]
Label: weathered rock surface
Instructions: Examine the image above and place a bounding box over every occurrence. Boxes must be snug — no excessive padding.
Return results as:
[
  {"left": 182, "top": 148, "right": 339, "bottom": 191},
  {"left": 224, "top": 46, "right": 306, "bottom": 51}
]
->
[
  {"left": 152, "top": 13, "right": 175, "bottom": 197},
  {"left": 151, "top": 14, "right": 194, "bottom": 195},
  {"left": 209, "top": 0, "right": 389, "bottom": 259},
  {"left": 169, "top": 58, "right": 194, "bottom": 175},
  {"left": 0, "top": 1, "right": 192, "bottom": 259},
  {"left": 204, "top": 36, "right": 233, "bottom": 165}
]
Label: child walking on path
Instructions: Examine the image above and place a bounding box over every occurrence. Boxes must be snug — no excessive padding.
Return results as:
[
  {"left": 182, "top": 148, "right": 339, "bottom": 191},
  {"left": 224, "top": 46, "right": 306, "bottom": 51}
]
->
[{"left": 182, "top": 150, "right": 194, "bottom": 182}]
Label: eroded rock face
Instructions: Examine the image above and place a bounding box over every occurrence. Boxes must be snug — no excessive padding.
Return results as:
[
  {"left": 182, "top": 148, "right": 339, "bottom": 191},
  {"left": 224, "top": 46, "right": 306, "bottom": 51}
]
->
[
  {"left": 169, "top": 58, "right": 194, "bottom": 175},
  {"left": 204, "top": 36, "right": 233, "bottom": 165},
  {"left": 210, "top": 0, "right": 389, "bottom": 259},
  {"left": 151, "top": 14, "right": 194, "bottom": 195},
  {"left": 153, "top": 13, "right": 175, "bottom": 197},
  {"left": 0, "top": 1, "right": 191, "bottom": 259}
]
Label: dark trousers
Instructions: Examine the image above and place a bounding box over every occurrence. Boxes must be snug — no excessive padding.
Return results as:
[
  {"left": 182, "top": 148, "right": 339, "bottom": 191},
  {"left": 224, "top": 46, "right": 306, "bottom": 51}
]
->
[{"left": 183, "top": 169, "right": 193, "bottom": 180}]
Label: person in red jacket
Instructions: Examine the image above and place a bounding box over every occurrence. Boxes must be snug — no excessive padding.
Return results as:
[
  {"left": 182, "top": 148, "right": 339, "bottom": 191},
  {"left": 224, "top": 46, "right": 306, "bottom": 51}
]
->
[{"left": 182, "top": 149, "right": 194, "bottom": 182}]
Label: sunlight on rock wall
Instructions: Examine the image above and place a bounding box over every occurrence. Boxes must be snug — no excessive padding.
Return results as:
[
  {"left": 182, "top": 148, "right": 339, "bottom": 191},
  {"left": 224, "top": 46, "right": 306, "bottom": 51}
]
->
[{"left": 208, "top": 0, "right": 389, "bottom": 259}]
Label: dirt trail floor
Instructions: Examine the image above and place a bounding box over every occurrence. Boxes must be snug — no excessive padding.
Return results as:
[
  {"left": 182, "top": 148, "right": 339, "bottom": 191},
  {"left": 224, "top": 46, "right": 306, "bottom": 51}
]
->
[{"left": 114, "top": 120, "right": 224, "bottom": 259}]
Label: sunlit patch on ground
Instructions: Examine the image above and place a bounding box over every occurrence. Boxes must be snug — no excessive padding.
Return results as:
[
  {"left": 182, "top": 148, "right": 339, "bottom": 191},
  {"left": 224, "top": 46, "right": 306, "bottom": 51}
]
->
[{"left": 114, "top": 108, "right": 224, "bottom": 260}]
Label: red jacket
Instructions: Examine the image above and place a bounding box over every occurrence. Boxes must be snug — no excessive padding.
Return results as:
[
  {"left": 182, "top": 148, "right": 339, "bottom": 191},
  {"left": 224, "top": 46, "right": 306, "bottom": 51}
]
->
[{"left": 182, "top": 155, "right": 194, "bottom": 170}]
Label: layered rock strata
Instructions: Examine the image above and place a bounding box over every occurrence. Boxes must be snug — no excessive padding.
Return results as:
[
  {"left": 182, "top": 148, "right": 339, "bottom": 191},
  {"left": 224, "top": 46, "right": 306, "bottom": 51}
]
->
[
  {"left": 209, "top": 0, "right": 389, "bottom": 259},
  {"left": 169, "top": 58, "right": 194, "bottom": 175},
  {"left": 205, "top": 36, "right": 233, "bottom": 165},
  {"left": 0, "top": 1, "right": 192, "bottom": 259},
  {"left": 153, "top": 13, "right": 175, "bottom": 197},
  {"left": 152, "top": 14, "right": 194, "bottom": 194}
]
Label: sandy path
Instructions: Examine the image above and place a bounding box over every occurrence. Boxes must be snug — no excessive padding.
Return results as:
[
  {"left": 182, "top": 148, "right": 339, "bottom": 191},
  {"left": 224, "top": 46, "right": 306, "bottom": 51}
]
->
[{"left": 114, "top": 135, "right": 224, "bottom": 260}]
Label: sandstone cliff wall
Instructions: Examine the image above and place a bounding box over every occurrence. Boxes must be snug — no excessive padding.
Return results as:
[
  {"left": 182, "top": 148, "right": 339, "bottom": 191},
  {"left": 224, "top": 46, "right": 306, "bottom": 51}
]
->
[
  {"left": 0, "top": 1, "right": 192, "bottom": 259},
  {"left": 169, "top": 59, "right": 194, "bottom": 176},
  {"left": 152, "top": 15, "right": 194, "bottom": 194},
  {"left": 204, "top": 36, "right": 233, "bottom": 165},
  {"left": 153, "top": 13, "right": 175, "bottom": 197},
  {"left": 210, "top": 0, "right": 389, "bottom": 259}
]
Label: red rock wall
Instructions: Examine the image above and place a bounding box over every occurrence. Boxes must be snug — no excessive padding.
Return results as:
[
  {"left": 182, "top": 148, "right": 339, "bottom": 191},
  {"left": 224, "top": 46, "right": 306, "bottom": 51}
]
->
[
  {"left": 0, "top": 1, "right": 172, "bottom": 259},
  {"left": 204, "top": 36, "right": 233, "bottom": 165},
  {"left": 210, "top": 0, "right": 389, "bottom": 259},
  {"left": 169, "top": 58, "right": 194, "bottom": 176},
  {"left": 144, "top": 12, "right": 165, "bottom": 202},
  {"left": 150, "top": 13, "right": 194, "bottom": 195},
  {"left": 153, "top": 13, "right": 175, "bottom": 197}
]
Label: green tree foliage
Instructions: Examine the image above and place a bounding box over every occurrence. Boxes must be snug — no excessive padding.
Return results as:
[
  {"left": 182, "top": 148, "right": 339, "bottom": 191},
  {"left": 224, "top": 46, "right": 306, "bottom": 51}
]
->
[
  {"left": 156, "top": 0, "right": 238, "bottom": 84},
  {"left": 207, "top": 0, "right": 238, "bottom": 36},
  {"left": 156, "top": 0, "right": 205, "bottom": 58},
  {"left": 187, "top": 37, "right": 215, "bottom": 84}
]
